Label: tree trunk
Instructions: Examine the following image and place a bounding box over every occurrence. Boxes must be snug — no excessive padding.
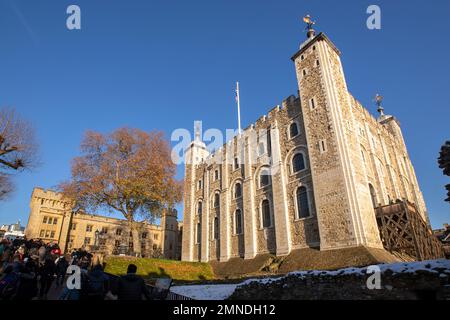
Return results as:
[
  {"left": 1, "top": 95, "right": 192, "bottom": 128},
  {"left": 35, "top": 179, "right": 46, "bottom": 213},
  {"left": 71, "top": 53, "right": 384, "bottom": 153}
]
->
[{"left": 129, "top": 220, "right": 141, "bottom": 257}]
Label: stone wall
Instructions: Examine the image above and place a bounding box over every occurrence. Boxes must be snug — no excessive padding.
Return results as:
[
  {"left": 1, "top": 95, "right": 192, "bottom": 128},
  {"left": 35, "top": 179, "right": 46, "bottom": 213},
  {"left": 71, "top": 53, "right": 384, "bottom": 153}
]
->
[{"left": 229, "top": 260, "right": 450, "bottom": 300}]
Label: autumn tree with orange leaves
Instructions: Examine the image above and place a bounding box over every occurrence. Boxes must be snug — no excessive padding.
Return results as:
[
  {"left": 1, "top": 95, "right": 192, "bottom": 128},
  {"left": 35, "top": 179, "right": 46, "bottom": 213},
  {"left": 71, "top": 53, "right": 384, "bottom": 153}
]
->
[{"left": 59, "top": 128, "right": 183, "bottom": 256}]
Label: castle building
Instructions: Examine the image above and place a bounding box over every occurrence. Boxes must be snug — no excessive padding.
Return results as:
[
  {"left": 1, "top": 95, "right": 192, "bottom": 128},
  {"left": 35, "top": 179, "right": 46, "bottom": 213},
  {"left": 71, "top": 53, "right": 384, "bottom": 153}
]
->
[
  {"left": 25, "top": 187, "right": 182, "bottom": 259},
  {"left": 181, "top": 24, "right": 430, "bottom": 263}
]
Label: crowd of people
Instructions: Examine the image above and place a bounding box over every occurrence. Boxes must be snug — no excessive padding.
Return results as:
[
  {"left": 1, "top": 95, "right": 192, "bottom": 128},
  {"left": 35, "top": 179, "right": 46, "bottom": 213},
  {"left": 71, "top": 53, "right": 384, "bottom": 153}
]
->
[{"left": 0, "top": 238, "right": 152, "bottom": 300}]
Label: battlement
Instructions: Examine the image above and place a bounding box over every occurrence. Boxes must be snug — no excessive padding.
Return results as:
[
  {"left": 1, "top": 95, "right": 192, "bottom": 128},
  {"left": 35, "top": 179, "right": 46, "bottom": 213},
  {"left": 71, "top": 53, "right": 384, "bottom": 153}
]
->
[{"left": 194, "top": 94, "right": 300, "bottom": 167}]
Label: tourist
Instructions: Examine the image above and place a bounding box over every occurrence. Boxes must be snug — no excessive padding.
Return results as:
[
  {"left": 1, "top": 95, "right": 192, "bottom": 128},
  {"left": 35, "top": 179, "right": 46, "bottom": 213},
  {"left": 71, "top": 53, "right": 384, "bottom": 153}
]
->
[
  {"left": 83, "top": 264, "right": 109, "bottom": 300},
  {"left": 12, "top": 260, "right": 38, "bottom": 300},
  {"left": 55, "top": 255, "right": 69, "bottom": 287},
  {"left": 0, "top": 264, "right": 19, "bottom": 300},
  {"left": 37, "top": 245, "right": 46, "bottom": 266},
  {"left": 38, "top": 257, "right": 56, "bottom": 299},
  {"left": 115, "top": 264, "right": 151, "bottom": 300}
]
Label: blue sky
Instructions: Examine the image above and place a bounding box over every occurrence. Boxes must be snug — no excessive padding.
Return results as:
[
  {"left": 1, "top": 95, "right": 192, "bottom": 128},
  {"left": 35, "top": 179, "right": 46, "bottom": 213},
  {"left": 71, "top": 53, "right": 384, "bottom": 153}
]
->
[{"left": 0, "top": 0, "right": 449, "bottom": 228}]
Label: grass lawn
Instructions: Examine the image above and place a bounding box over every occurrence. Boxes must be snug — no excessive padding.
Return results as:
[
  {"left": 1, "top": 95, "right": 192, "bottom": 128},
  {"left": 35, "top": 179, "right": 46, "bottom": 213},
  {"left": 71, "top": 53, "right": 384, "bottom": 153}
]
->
[{"left": 104, "top": 256, "right": 215, "bottom": 283}]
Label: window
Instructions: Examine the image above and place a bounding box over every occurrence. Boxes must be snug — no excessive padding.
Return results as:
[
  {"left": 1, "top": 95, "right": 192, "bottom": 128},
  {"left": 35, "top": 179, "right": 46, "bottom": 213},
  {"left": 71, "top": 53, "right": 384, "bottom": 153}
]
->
[
  {"left": 214, "top": 169, "right": 219, "bottom": 180},
  {"left": 114, "top": 240, "right": 120, "bottom": 248},
  {"left": 214, "top": 217, "right": 219, "bottom": 240},
  {"left": 214, "top": 193, "right": 220, "bottom": 208},
  {"left": 292, "top": 153, "right": 306, "bottom": 173},
  {"left": 45, "top": 230, "right": 50, "bottom": 238},
  {"left": 300, "top": 54, "right": 304, "bottom": 60},
  {"left": 235, "top": 209, "right": 242, "bottom": 235},
  {"left": 53, "top": 217, "right": 58, "bottom": 225},
  {"left": 234, "top": 157, "right": 240, "bottom": 170},
  {"left": 116, "top": 228, "right": 122, "bottom": 236},
  {"left": 319, "top": 140, "right": 327, "bottom": 153},
  {"left": 141, "top": 232, "right": 147, "bottom": 239},
  {"left": 315, "top": 59, "right": 320, "bottom": 67},
  {"left": 71, "top": 223, "right": 77, "bottom": 231},
  {"left": 258, "top": 142, "right": 265, "bottom": 156},
  {"left": 302, "top": 69, "right": 307, "bottom": 76},
  {"left": 68, "top": 237, "right": 74, "bottom": 249},
  {"left": 312, "top": 45, "right": 316, "bottom": 51},
  {"left": 48, "top": 217, "right": 53, "bottom": 225},
  {"left": 99, "top": 238, "right": 106, "bottom": 246},
  {"left": 40, "top": 230, "right": 45, "bottom": 237},
  {"left": 50, "top": 231, "right": 55, "bottom": 238},
  {"left": 289, "top": 122, "right": 299, "bottom": 138},
  {"left": 42, "top": 216, "right": 47, "bottom": 224},
  {"left": 309, "top": 98, "right": 316, "bottom": 110},
  {"left": 84, "top": 237, "right": 91, "bottom": 245},
  {"left": 234, "top": 183, "right": 242, "bottom": 198},
  {"left": 86, "top": 225, "right": 93, "bottom": 232},
  {"left": 197, "top": 201, "right": 202, "bottom": 215},
  {"left": 101, "top": 227, "right": 108, "bottom": 234},
  {"left": 153, "top": 234, "right": 158, "bottom": 240},
  {"left": 153, "top": 244, "right": 158, "bottom": 251},
  {"left": 296, "top": 187, "right": 310, "bottom": 219},
  {"left": 369, "top": 184, "right": 378, "bottom": 208},
  {"left": 260, "top": 169, "right": 270, "bottom": 188},
  {"left": 262, "top": 199, "right": 271, "bottom": 228},
  {"left": 196, "top": 222, "right": 201, "bottom": 244},
  {"left": 198, "top": 180, "right": 202, "bottom": 190},
  {"left": 129, "top": 241, "right": 134, "bottom": 251}
]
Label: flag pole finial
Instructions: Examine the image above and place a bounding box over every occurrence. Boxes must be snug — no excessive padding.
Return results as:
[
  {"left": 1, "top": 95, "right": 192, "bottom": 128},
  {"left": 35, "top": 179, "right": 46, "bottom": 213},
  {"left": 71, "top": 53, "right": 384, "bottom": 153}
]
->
[{"left": 235, "top": 81, "right": 242, "bottom": 135}]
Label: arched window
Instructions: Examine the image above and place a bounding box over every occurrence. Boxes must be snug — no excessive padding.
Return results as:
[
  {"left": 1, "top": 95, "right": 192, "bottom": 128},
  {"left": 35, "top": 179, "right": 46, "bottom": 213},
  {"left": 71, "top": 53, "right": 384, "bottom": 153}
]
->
[
  {"left": 196, "top": 222, "right": 201, "bottom": 244},
  {"left": 289, "top": 122, "right": 299, "bottom": 138},
  {"left": 235, "top": 209, "right": 242, "bottom": 234},
  {"left": 197, "top": 201, "right": 202, "bottom": 215},
  {"left": 261, "top": 199, "right": 271, "bottom": 228},
  {"left": 214, "top": 217, "right": 219, "bottom": 240},
  {"left": 260, "top": 168, "right": 270, "bottom": 187},
  {"left": 214, "top": 193, "right": 220, "bottom": 208},
  {"left": 296, "top": 187, "right": 310, "bottom": 218},
  {"left": 292, "top": 153, "right": 306, "bottom": 173},
  {"left": 369, "top": 184, "right": 377, "bottom": 208},
  {"left": 234, "top": 183, "right": 242, "bottom": 198}
]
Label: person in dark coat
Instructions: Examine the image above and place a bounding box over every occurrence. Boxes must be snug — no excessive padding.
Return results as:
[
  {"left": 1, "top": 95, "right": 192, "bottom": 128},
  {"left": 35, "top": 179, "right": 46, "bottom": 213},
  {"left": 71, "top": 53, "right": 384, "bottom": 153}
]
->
[
  {"left": 13, "top": 260, "right": 38, "bottom": 300},
  {"left": 115, "top": 264, "right": 150, "bottom": 300},
  {"left": 55, "top": 255, "right": 69, "bottom": 287},
  {"left": 38, "top": 258, "right": 56, "bottom": 299},
  {"left": 83, "top": 264, "right": 109, "bottom": 300}
]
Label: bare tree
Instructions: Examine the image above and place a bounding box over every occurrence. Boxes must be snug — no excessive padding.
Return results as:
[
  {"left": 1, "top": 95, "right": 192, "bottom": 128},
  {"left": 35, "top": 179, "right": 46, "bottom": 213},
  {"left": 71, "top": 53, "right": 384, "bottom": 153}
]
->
[
  {"left": 59, "top": 127, "right": 183, "bottom": 256},
  {"left": 438, "top": 140, "right": 450, "bottom": 203},
  {"left": 0, "top": 108, "right": 38, "bottom": 199}
]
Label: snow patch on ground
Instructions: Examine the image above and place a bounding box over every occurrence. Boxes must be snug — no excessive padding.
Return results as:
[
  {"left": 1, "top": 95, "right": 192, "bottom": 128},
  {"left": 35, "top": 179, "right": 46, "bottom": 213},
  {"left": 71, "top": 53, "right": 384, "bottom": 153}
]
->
[{"left": 169, "top": 259, "right": 450, "bottom": 300}]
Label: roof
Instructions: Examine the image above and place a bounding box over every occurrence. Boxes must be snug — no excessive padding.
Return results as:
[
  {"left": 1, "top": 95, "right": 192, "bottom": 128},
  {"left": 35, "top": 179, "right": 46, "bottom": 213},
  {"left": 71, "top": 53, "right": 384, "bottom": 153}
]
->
[{"left": 291, "top": 32, "right": 341, "bottom": 62}]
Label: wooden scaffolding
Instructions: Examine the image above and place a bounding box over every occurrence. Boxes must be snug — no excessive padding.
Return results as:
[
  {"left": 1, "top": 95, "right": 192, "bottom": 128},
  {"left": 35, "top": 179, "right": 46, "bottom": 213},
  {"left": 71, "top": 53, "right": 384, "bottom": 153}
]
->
[{"left": 375, "top": 200, "right": 444, "bottom": 261}]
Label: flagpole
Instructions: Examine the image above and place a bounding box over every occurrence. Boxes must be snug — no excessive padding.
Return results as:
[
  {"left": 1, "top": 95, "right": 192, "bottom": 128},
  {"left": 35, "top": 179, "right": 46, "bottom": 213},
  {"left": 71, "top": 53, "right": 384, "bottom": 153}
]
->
[{"left": 236, "top": 81, "right": 242, "bottom": 135}]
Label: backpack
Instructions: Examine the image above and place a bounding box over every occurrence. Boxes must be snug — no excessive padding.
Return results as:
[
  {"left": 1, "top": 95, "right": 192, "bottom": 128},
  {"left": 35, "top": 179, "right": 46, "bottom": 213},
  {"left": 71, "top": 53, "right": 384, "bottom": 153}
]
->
[{"left": 0, "top": 272, "right": 20, "bottom": 300}]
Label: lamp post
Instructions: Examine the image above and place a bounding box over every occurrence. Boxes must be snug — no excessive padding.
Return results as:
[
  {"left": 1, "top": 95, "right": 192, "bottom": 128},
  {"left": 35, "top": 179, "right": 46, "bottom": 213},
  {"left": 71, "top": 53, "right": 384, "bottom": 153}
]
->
[{"left": 94, "top": 229, "right": 100, "bottom": 248}]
